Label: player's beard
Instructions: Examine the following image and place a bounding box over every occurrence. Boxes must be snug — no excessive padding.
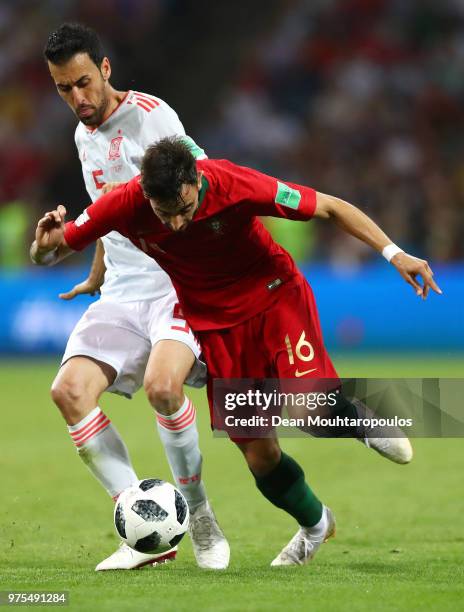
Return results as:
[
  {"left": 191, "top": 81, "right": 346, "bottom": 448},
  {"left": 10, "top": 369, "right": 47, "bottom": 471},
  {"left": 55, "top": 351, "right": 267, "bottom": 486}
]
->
[{"left": 77, "top": 94, "right": 109, "bottom": 127}]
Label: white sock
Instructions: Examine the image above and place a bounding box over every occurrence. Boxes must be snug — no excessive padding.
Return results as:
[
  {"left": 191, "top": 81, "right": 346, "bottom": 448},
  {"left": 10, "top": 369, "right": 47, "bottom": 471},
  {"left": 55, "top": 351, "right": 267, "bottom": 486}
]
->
[
  {"left": 156, "top": 396, "right": 207, "bottom": 512},
  {"left": 68, "top": 406, "right": 138, "bottom": 500},
  {"left": 303, "top": 506, "right": 329, "bottom": 536}
]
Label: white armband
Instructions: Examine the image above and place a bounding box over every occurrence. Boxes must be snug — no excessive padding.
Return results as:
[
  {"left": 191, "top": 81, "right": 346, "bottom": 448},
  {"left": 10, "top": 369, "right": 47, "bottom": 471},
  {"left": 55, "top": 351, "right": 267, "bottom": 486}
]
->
[{"left": 382, "top": 243, "right": 404, "bottom": 262}]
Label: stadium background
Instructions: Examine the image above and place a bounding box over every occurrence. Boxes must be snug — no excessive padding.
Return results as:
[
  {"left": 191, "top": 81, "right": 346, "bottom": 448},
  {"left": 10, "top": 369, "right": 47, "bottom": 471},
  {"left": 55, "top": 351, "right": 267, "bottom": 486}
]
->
[
  {"left": 1, "top": 1, "right": 462, "bottom": 611},
  {"left": 0, "top": 0, "right": 462, "bottom": 353}
]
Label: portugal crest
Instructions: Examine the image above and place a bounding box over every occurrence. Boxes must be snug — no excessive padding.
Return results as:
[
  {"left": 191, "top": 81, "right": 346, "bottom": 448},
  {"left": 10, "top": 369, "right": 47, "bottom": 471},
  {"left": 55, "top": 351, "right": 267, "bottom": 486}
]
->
[
  {"left": 108, "top": 136, "right": 123, "bottom": 161},
  {"left": 209, "top": 218, "right": 225, "bottom": 234}
]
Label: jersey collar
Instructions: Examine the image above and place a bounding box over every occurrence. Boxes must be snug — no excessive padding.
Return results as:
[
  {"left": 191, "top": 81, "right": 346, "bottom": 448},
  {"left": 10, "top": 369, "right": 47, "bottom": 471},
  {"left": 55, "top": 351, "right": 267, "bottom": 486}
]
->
[
  {"left": 84, "top": 90, "right": 130, "bottom": 133},
  {"left": 197, "top": 175, "right": 209, "bottom": 208}
]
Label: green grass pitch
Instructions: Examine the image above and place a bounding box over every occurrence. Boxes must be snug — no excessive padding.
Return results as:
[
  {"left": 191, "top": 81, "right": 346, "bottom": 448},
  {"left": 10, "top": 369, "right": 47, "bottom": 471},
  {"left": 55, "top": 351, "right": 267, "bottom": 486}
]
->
[{"left": 1, "top": 355, "right": 463, "bottom": 611}]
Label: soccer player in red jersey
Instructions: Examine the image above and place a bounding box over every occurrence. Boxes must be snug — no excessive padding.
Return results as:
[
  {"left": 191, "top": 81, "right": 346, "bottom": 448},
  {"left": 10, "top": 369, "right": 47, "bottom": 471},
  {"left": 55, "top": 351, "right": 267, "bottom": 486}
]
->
[{"left": 32, "top": 137, "right": 441, "bottom": 566}]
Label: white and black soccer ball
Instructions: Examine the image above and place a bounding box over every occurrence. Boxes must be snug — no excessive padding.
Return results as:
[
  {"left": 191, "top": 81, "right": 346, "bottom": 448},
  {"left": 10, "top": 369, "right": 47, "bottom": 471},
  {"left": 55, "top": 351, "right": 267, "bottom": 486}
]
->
[{"left": 114, "top": 479, "right": 189, "bottom": 554}]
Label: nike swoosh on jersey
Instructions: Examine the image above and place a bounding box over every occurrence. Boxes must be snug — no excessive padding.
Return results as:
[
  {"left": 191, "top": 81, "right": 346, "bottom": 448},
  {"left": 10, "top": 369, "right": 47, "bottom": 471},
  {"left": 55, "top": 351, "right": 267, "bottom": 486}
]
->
[{"left": 294, "top": 368, "right": 318, "bottom": 377}]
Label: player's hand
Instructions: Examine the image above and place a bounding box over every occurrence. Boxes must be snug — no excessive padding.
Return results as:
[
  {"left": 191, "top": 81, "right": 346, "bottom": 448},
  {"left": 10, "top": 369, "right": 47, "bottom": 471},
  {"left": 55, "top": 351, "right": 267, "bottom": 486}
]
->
[
  {"left": 35, "top": 205, "right": 67, "bottom": 251},
  {"left": 391, "top": 252, "right": 442, "bottom": 299},
  {"left": 59, "top": 278, "right": 102, "bottom": 301},
  {"left": 101, "top": 181, "right": 123, "bottom": 194}
]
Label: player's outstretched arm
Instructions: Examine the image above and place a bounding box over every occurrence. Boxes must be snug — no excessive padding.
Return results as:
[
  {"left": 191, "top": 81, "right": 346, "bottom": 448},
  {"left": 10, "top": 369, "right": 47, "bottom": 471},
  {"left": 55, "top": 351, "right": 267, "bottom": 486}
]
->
[
  {"left": 314, "top": 192, "right": 442, "bottom": 300},
  {"left": 58, "top": 239, "right": 106, "bottom": 300},
  {"left": 30, "top": 205, "right": 74, "bottom": 266}
]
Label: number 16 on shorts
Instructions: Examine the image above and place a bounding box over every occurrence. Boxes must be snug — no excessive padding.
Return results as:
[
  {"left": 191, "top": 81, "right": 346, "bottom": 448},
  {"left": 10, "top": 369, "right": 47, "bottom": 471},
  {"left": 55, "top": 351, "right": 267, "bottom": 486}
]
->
[{"left": 285, "top": 331, "right": 317, "bottom": 378}]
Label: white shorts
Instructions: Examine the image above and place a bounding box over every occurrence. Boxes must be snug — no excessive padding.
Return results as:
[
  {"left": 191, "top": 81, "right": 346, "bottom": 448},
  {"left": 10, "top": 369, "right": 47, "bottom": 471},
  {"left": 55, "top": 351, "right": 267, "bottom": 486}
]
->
[{"left": 61, "top": 289, "right": 204, "bottom": 398}]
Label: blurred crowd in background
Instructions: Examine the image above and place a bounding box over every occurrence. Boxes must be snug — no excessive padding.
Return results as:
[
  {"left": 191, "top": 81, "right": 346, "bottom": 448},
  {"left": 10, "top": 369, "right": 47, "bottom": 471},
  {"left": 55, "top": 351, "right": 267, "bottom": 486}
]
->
[{"left": 1, "top": 0, "right": 463, "bottom": 268}]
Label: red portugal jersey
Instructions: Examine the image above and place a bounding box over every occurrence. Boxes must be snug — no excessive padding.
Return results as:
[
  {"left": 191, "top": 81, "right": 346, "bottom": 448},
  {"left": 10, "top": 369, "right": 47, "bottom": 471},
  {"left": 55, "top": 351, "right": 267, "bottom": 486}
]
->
[{"left": 64, "top": 159, "right": 317, "bottom": 330}]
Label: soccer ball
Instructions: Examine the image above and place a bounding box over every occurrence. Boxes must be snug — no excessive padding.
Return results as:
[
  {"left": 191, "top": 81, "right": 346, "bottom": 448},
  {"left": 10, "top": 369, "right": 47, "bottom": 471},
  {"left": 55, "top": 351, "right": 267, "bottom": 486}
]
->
[{"left": 114, "top": 479, "right": 189, "bottom": 554}]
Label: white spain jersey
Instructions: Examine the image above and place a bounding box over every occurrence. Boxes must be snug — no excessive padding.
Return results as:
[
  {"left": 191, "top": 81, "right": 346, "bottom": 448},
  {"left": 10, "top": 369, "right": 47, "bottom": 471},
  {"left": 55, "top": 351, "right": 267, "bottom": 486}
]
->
[{"left": 75, "top": 90, "right": 205, "bottom": 302}]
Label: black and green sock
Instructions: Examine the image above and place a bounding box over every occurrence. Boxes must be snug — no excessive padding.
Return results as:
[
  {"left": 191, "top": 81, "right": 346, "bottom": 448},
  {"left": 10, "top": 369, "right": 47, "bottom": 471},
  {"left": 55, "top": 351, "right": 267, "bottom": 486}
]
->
[{"left": 253, "top": 452, "right": 322, "bottom": 528}]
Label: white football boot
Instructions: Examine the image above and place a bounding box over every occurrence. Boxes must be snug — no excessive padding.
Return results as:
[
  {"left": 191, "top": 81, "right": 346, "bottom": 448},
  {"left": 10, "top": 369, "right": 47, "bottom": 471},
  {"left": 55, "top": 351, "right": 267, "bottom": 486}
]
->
[
  {"left": 188, "top": 501, "right": 230, "bottom": 569},
  {"left": 95, "top": 542, "right": 177, "bottom": 571},
  {"left": 361, "top": 435, "right": 413, "bottom": 464},
  {"left": 351, "top": 399, "right": 414, "bottom": 464},
  {"left": 271, "top": 506, "right": 336, "bottom": 567}
]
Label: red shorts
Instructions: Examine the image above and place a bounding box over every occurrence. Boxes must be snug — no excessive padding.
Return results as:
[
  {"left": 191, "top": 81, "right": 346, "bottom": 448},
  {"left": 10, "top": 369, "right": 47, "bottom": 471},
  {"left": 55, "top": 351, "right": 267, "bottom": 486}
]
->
[{"left": 198, "top": 278, "right": 338, "bottom": 441}]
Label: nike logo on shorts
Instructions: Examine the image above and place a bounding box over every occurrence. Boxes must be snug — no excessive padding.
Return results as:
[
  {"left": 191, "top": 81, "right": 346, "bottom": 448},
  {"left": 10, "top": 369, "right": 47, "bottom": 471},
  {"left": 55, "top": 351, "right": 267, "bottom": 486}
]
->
[{"left": 294, "top": 368, "right": 317, "bottom": 377}]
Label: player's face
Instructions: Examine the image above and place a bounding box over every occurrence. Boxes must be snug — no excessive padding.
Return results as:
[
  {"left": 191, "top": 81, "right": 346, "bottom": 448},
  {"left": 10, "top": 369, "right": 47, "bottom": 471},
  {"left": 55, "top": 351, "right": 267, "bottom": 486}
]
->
[
  {"left": 48, "top": 53, "right": 111, "bottom": 127},
  {"left": 150, "top": 173, "right": 203, "bottom": 232}
]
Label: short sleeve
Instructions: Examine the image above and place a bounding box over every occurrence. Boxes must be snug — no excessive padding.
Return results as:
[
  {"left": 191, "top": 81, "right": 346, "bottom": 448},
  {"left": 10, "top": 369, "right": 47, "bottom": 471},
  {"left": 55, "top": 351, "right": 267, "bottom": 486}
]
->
[
  {"left": 140, "top": 97, "right": 207, "bottom": 159},
  {"left": 212, "top": 160, "right": 316, "bottom": 220},
  {"left": 140, "top": 98, "right": 185, "bottom": 147}
]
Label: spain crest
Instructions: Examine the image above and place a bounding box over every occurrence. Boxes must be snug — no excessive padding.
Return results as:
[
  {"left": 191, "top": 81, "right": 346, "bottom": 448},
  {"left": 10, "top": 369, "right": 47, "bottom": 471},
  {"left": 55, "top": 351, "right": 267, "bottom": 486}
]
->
[{"left": 108, "top": 136, "right": 123, "bottom": 161}]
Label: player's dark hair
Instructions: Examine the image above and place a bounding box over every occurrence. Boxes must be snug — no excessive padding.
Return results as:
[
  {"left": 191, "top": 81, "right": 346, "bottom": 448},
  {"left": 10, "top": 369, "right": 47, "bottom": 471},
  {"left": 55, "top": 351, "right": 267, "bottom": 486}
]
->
[
  {"left": 44, "top": 22, "right": 105, "bottom": 67},
  {"left": 141, "top": 137, "right": 198, "bottom": 207}
]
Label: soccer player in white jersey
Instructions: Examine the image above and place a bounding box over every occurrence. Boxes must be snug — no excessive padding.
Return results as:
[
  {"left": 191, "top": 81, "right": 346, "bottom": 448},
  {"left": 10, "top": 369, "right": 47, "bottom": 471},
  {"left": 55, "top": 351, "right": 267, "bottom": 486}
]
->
[{"left": 37, "top": 23, "right": 229, "bottom": 571}]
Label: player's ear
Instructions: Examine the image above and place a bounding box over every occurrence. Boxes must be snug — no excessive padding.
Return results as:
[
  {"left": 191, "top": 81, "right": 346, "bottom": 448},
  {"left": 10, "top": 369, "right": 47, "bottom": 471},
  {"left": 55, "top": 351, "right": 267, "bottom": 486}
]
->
[
  {"left": 100, "top": 57, "right": 111, "bottom": 81},
  {"left": 197, "top": 171, "right": 203, "bottom": 189}
]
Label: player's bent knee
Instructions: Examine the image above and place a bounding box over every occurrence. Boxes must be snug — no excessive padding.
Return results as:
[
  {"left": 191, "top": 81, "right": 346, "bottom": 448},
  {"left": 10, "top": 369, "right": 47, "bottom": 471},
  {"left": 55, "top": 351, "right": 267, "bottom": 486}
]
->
[
  {"left": 50, "top": 378, "right": 93, "bottom": 423},
  {"left": 144, "top": 379, "right": 183, "bottom": 415},
  {"left": 51, "top": 377, "right": 82, "bottom": 410},
  {"left": 51, "top": 357, "right": 114, "bottom": 422},
  {"left": 51, "top": 371, "right": 105, "bottom": 424}
]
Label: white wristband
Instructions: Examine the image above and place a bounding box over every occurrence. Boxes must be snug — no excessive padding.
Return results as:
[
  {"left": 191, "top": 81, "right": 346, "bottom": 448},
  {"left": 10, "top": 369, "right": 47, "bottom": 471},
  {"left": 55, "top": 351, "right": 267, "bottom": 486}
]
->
[{"left": 382, "top": 243, "right": 404, "bottom": 262}]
